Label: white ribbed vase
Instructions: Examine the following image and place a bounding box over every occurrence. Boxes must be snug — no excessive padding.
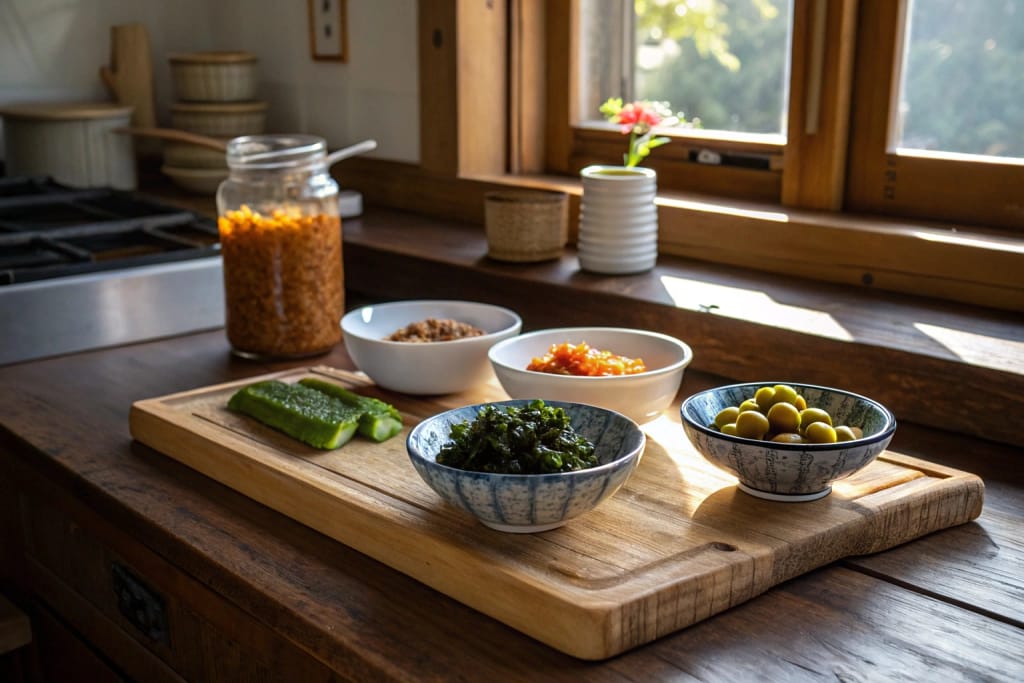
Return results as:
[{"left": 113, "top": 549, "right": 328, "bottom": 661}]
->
[{"left": 577, "top": 165, "right": 658, "bottom": 274}]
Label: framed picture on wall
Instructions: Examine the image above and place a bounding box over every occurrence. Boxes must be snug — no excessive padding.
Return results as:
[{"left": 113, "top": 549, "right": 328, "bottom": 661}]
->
[{"left": 308, "top": 0, "right": 348, "bottom": 62}]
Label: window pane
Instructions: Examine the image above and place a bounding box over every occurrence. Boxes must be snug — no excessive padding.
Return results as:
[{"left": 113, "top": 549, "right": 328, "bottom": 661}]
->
[
  {"left": 579, "top": 0, "right": 793, "bottom": 137},
  {"left": 896, "top": 0, "right": 1024, "bottom": 158}
]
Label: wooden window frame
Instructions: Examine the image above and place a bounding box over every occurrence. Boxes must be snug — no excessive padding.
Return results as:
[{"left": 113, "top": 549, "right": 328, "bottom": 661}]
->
[
  {"left": 845, "top": 0, "right": 1024, "bottom": 231},
  {"left": 537, "top": 0, "right": 1021, "bottom": 311},
  {"left": 336, "top": 1, "right": 1022, "bottom": 313}
]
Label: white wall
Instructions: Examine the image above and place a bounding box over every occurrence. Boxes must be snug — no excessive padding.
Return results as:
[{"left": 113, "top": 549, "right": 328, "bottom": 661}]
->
[{"left": 0, "top": 0, "right": 419, "bottom": 162}]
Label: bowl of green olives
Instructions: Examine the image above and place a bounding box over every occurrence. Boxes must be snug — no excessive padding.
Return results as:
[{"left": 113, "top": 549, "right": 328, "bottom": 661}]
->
[{"left": 680, "top": 382, "right": 897, "bottom": 502}]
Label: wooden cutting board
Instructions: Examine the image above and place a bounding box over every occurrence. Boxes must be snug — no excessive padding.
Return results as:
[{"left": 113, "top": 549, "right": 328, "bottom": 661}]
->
[{"left": 129, "top": 366, "right": 985, "bottom": 660}]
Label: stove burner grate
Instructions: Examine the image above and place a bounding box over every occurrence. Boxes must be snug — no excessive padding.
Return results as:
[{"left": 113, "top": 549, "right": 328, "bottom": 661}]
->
[{"left": 0, "top": 176, "right": 220, "bottom": 285}]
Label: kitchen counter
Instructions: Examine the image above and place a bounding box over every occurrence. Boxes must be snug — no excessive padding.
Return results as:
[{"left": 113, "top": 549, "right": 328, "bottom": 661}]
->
[
  {"left": 1, "top": 330, "right": 1022, "bottom": 680},
  {"left": 1, "top": 202, "right": 1022, "bottom": 680}
]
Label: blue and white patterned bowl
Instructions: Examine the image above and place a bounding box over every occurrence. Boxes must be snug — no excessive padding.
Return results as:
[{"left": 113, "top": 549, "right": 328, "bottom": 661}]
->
[
  {"left": 680, "top": 382, "right": 897, "bottom": 502},
  {"left": 407, "top": 400, "right": 646, "bottom": 532}
]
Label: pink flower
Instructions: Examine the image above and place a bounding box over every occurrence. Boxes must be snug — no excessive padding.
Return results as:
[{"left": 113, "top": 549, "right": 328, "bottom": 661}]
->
[
  {"left": 599, "top": 97, "right": 692, "bottom": 167},
  {"left": 612, "top": 102, "right": 664, "bottom": 135}
]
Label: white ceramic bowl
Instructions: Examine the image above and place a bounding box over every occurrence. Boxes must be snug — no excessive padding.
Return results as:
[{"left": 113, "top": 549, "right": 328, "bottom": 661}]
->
[
  {"left": 341, "top": 300, "right": 522, "bottom": 395},
  {"left": 579, "top": 251, "right": 657, "bottom": 274},
  {"left": 407, "top": 399, "right": 646, "bottom": 532},
  {"left": 579, "top": 219, "right": 657, "bottom": 235},
  {"left": 163, "top": 139, "right": 228, "bottom": 169},
  {"left": 576, "top": 232, "right": 659, "bottom": 249},
  {"left": 161, "top": 165, "right": 228, "bottom": 194},
  {"left": 580, "top": 165, "right": 657, "bottom": 193},
  {"left": 488, "top": 327, "right": 693, "bottom": 423},
  {"left": 680, "top": 382, "right": 898, "bottom": 502},
  {"left": 578, "top": 242, "right": 658, "bottom": 259},
  {"left": 170, "top": 101, "right": 268, "bottom": 137}
]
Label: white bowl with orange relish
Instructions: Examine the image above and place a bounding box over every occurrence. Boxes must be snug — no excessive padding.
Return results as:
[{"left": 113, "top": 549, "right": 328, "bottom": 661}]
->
[{"left": 488, "top": 327, "right": 693, "bottom": 423}]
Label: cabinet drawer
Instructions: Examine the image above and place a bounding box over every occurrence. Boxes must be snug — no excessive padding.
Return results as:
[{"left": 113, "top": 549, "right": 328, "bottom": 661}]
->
[{"left": 18, "top": 490, "right": 346, "bottom": 682}]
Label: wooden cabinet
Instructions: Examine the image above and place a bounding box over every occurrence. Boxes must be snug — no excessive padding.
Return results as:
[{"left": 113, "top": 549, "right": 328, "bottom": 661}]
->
[{"left": 0, "top": 458, "right": 348, "bottom": 683}]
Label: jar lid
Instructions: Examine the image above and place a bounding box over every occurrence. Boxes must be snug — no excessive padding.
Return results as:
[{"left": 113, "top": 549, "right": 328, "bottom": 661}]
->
[{"left": 226, "top": 134, "right": 326, "bottom": 170}]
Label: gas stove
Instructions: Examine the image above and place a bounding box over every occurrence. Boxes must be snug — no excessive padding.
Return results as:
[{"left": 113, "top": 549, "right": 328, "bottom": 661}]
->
[{"left": 1, "top": 176, "right": 225, "bottom": 365}]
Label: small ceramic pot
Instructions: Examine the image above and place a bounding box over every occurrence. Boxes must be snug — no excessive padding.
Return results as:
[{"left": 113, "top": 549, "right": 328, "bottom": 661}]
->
[
  {"left": 578, "top": 165, "right": 658, "bottom": 274},
  {"left": 0, "top": 102, "right": 136, "bottom": 190}
]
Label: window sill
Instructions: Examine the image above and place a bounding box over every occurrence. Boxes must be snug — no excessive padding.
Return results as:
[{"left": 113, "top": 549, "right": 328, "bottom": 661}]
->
[
  {"left": 332, "top": 158, "right": 1023, "bottom": 312},
  {"left": 472, "top": 172, "right": 1024, "bottom": 313},
  {"left": 145, "top": 169, "right": 1023, "bottom": 446},
  {"left": 337, "top": 204, "right": 1023, "bottom": 449}
]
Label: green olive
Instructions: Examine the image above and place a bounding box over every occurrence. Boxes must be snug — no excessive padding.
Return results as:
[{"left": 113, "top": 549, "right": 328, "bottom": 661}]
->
[
  {"left": 834, "top": 425, "right": 858, "bottom": 442},
  {"left": 714, "top": 385, "right": 856, "bottom": 445},
  {"left": 772, "top": 384, "right": 799, "bottom": 406},
  {"left": 714, "top": 406, "right": 741, "bottom": 429},
  {"left": 736, "top": 410, "right": 770, "bottom": 439},
  {"left": 739, "top": 398, "right": 761, "bottom": 413},
  {"left": 754, "top": 386, "right": 776, "bottom": 411},
  {"left": 804, "top": 422, "right": 838, "bottom": 444},
  {"left": 799, "top": 408, "right": 832, "bottom": 432},
  {"left": 767, "top": 402, "right": 801, "bottom": 434}
]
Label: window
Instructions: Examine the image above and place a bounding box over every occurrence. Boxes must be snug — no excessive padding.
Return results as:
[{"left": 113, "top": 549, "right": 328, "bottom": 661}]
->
[
  {"left": 895, "top": 0, "right": 1022, "bottom": 159},
  {"left": 556, "top": 0, "right": 1024, "bottom": 230},
  {"left": 580, "top": 0, "right": 793, "bottom": 139},
  {"left": 411, "top": 1, "right": 1021, "bottom": 311},
  {"left": 846, "top": 0, "right": 1024, "bottom": 230}
]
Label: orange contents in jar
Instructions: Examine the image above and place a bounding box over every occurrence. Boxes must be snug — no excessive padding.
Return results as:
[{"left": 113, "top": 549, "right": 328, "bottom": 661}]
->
[
  {"left": 526, "top": 342, "right": 647, "bottom": 376},
  {"left": 218, "top": 205, "right": 343, "bottom": 359}
]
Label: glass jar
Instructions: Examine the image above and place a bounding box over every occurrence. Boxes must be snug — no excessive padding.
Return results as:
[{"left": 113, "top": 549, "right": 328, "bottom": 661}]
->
[{"left": 216, "top": 135, "right": 343, "bottom": 359}]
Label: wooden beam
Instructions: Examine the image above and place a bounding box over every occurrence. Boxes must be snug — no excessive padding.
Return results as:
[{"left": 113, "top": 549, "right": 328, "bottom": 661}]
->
[
  {"left": 782, "top": 0, "right": 859, "bottom": 210},
  {"left": 456, "top": 0, "right": 507, "bottom": 175},
  {"left": 418, "top": 0, "right": 459, "bottom": 174},
  {"left": 418, "top": 0, "right": 507, "bottom": 177},
  {"left": 509, "top": 0, "right": 547, "bottom": 174},
  {"left": 543, "top": 0, "right": 576, "bottom": 175}
]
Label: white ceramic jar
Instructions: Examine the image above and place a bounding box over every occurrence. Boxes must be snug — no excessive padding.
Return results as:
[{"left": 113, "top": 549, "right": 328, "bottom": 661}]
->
[
  {"left": 0, "top": 102, "right": 136, "bottom": 189},
  {"left": 577, "top": 165, "right": 658, "bottom": 274}
]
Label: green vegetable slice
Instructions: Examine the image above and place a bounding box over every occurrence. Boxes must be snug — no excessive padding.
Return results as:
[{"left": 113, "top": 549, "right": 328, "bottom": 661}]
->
[
  {"left": 227, "top": 380, "right": 361, "bottom": 449},
  {"left": 299, "top": 377, "right": 403, "bottom": 442}
]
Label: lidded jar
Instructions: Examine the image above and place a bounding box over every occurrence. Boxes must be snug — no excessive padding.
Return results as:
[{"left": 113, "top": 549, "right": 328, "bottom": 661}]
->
[{"left": 216, "top": 135, "right": 344, "bottom": 359}]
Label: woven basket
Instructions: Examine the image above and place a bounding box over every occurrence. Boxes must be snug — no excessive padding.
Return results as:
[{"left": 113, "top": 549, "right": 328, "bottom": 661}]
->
[{"left": 485, "top": 190, "right": 569, "bottom": 262}]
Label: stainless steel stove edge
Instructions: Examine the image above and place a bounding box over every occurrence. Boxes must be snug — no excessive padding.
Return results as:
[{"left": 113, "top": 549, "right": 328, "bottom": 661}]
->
[{"left": 1, "top": 257, "right": 225, "bottom": 365}]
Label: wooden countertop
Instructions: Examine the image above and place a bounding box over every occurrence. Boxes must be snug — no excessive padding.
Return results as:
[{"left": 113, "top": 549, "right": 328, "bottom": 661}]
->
[
  {"left": 335, "top": 206, "right": 1024, "bottom": 448},
  {"left": 2, "top": 197, "right": 1022, "bottom": 679},
  {"left": 1, "top": 331, "right": 1022, "bottom": 680}
]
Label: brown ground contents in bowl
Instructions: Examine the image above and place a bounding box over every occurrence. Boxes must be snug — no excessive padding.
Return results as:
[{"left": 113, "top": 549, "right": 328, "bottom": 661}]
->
[
  {"left": 386, "top": 318, "right": 485, "bottom": 343},
  {"left": 219, "top": 206, "right": 343, "bottom": 358}
]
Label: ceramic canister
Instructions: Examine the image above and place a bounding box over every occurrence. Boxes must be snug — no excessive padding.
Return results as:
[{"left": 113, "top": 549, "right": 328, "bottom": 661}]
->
[
  {"left": 0, "top": 102, "right": 136, "bottom": 190},
  {"left": 578, "top": 165, "right": 658, "bottom": 274}
]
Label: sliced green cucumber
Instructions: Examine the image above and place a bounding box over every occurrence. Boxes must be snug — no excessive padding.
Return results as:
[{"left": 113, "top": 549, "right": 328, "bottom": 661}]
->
[
  {"left": 299, "top": 378, "right": 403, "bottom": 442},
  {"left": 227, "top": 380, "right": 361, "bottom": 449}
]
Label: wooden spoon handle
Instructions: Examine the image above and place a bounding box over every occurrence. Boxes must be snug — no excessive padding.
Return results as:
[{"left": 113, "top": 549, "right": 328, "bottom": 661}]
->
[{"left": 112, "top": 126, "right": 228, "bottom": 152}]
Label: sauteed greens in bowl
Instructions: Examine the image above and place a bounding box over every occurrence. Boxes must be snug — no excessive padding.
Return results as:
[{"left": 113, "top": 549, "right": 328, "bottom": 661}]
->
[
  {"left": 437, "top": 400, "right": 597, "bottom": 474},
  {"left": 407, "top": 400, "right": 645, "bottom": 532}
]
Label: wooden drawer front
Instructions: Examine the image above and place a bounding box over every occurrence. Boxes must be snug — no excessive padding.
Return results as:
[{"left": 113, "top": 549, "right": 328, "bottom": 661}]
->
[{"left": 18, "top": 491, "right": 346, "bottom": 682}]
